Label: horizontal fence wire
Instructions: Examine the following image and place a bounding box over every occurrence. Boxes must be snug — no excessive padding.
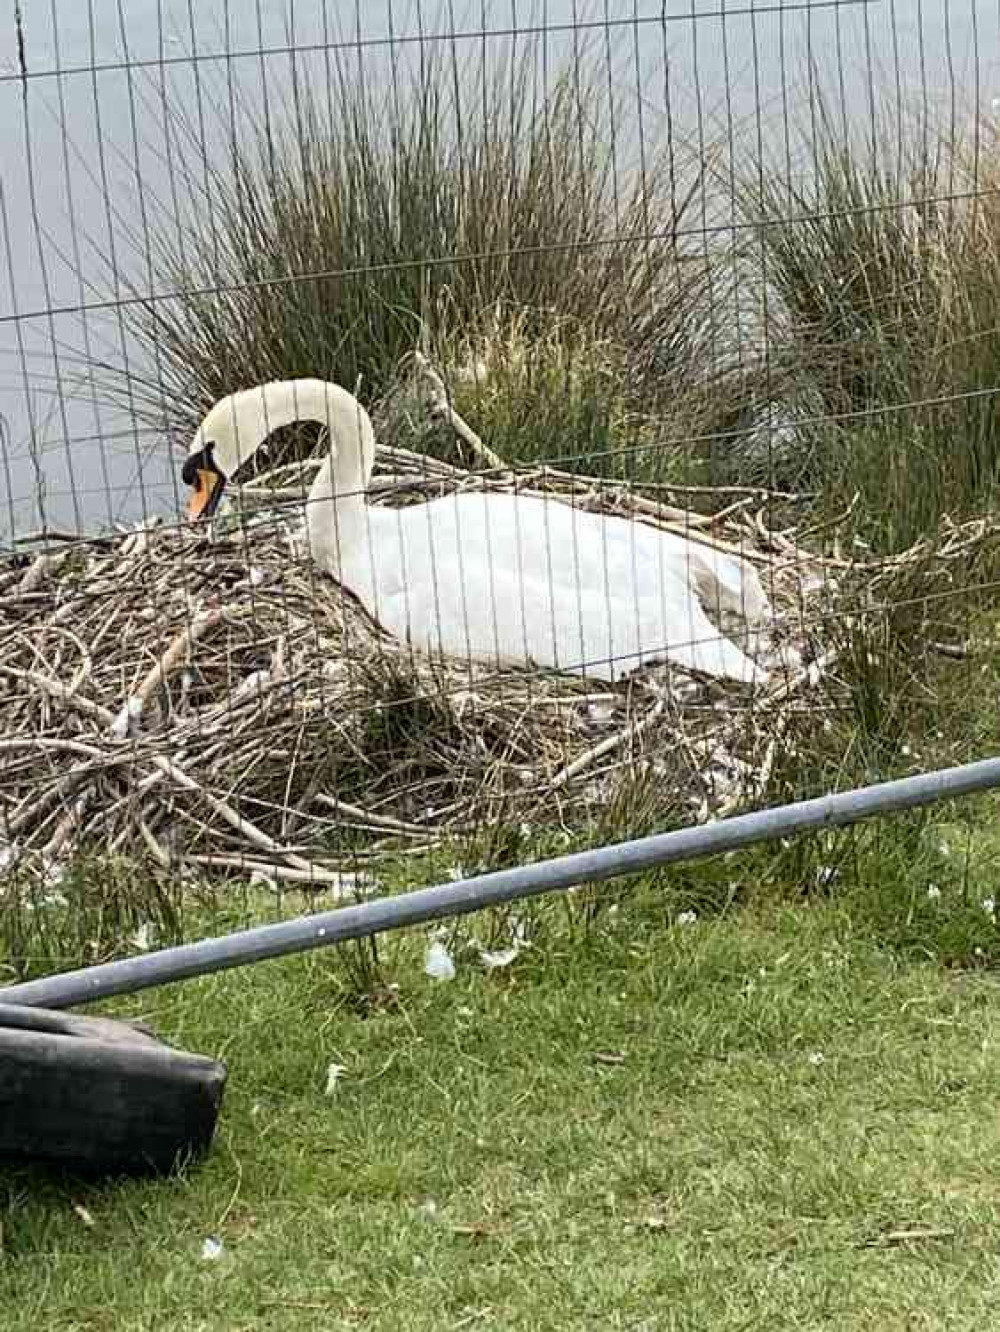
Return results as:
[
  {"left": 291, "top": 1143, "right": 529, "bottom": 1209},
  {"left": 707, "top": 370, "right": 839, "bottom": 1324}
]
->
[{"left": 2, "top": 0, "right": 1000, "bottom": 982}]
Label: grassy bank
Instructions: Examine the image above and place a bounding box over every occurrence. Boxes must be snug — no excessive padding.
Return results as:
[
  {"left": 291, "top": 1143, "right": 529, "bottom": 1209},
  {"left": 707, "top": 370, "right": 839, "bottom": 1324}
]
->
[
  {"left": 739, "top": 104, "right": 1000, "bottom": 547},
  {"left": 115, "top": 62, "right": 1000, "bottom": 544},
  {"left": 4, "top": 870, "right": 1000, "bottom": 1330}
]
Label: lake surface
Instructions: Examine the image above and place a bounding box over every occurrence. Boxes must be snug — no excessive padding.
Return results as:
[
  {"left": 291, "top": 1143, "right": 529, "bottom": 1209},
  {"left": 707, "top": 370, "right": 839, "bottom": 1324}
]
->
[{"left": 1, "top": 0, "right": 996, "bottom": 542}]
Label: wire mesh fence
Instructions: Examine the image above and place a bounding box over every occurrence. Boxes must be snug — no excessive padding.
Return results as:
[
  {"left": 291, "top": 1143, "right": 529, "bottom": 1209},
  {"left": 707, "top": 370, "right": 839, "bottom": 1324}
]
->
[{"left": 3, "top": 0, "right": 1000, "bottom": 980}]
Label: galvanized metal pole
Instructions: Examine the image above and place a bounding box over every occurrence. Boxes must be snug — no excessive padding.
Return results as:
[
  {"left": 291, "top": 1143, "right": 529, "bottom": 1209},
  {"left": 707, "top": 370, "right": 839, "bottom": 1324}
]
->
[{"left": 5, "top": 754, "right": 1000, "bottom": 1011}]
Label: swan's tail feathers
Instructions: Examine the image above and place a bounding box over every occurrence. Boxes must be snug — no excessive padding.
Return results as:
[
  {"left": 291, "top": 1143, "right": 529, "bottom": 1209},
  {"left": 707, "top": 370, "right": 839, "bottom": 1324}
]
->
[
  {"left": 657, "top": 607, "right": 768, "bottom": 685},
  {"left": 688, "top": 549, "right": 771, "bottom": 626},
  {"left": 673, "top": 635, "right": 767, "bottom": 685},
  {"left": 734, "top": 562, "right": 771, "bottom": 626}
]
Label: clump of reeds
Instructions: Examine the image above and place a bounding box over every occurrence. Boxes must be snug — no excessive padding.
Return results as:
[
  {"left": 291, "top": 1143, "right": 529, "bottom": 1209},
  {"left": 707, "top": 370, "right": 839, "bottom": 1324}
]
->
[
  {"left": 737, "top": 98, "right": 1000, "bottom": 550},
  {"left": 107, "top": 44, "right": 747, "bottom": 486}
]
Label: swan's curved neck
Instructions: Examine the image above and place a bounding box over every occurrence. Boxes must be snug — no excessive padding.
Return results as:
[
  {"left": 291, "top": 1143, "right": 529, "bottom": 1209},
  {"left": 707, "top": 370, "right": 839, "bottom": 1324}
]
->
[
  {"left": 206, "top": 379, "right": 377, "bottom": 578},
  {"left": 289, "top": 382, "right": 376, "bottom": 579}
]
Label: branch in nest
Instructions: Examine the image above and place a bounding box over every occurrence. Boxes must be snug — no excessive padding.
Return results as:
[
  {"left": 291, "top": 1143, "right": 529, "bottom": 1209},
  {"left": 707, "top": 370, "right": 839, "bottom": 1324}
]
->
[
  {"left": 408, "top": 350, "right": 507, "bottom": 472},
  {"left": 109, "top": 608, "right": 222, "bottom": 738},
  {"left": 17, "top": 552, "right": 62, "bottom": 594},
  {"left": 549, "top": 695, "right": 666, "bottom": 791},
  {"left": 315, "top": 792, "right": 453, "bottom": 837},
  {"left": 186, "top": 852, "right": 371, "bottom": 893}
]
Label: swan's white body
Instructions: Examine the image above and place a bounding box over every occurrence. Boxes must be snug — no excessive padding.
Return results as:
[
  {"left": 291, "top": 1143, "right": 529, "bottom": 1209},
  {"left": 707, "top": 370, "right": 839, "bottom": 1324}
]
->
[{"left": 188, "top": 379, "right": 769, "bottom": 683}]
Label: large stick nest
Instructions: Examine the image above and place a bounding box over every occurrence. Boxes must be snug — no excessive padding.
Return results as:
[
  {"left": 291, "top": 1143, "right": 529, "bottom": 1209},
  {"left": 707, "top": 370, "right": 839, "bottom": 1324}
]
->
[{"left": 0, "top": 365, "right": 849, "bottom": 900}]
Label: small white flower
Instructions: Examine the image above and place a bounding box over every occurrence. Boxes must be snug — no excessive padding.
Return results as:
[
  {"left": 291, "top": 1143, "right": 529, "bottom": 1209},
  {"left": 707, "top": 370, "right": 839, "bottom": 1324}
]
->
[
  {"left": 324, "top": 1062, "right": 348, "bottom": 1097},
  {"left": 586, "top": 699, "right": 616, "bottom": 725},
  {"left": 808, "top": 1051, "right": 825, "bottom": 1067},
  {"left": 41, "top": 855, "right": 68, "bottom": 888},
  {"left": 200, "top": 1236, "right": 224, "bottom": 1262},
  {"left": 926, "top": 884, "right": 941, "bottom": 903},
  {"left": 109, "top": 695, "right": 143, "bottom": 739},
  {"left": 479, "top": 945, "right": 520, "bottom": 970},
  {"left": 939, "top": 842, "right": 951, "bottom": 858},
  {"left": 131, "top": 922, "right": 153, "bottom": 952},
  {"left": 424, "top": 940, "right": 456, "bottom": 981},
  {"left": 477, "top": 918, "right": 529, "bottom": 970},
  {"left": 0, "top": 840, "right": 19, "bottom": 877},
  {"left": 676, "top": 910, "right": 698, "bottom": 927},
  {"left": 982, "top": 897, "right": 996, "bottom": 917},
  {"left": 901, "top": 744, "right": 911, "bottom": 757}
]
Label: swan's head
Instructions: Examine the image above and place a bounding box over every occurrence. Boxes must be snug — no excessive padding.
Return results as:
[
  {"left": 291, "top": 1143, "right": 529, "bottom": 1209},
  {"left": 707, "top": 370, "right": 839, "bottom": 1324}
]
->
[
  {"left": 182, "top": 386, "right": 269, "bottom": 521},
  {"left": 182, "top": 379, "right": 364, "bottom": 521},
  {"left": 182, "top": 430, "right": 226, "bottom": 522}
]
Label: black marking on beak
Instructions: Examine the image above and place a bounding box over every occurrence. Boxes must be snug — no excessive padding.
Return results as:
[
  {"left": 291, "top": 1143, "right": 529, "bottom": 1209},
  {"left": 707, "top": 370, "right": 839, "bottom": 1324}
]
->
[{"left": 182, "top": 441, "right": 219, "bottom": 487}]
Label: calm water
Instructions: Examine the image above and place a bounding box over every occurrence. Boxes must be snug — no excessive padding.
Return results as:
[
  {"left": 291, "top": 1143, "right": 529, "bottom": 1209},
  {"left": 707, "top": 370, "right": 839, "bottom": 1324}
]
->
[{"left": 0, "top": 0, "right": 996, "bottom": 540}]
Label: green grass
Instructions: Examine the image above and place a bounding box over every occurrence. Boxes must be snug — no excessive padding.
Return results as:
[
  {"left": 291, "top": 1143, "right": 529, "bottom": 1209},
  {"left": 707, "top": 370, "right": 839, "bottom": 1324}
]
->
[
  {"left": 5, "top": 826, "right": 1000, "bottom": 1330},
  {"left": 0, "top": 910, "right": 997, "bottom": 1329}
]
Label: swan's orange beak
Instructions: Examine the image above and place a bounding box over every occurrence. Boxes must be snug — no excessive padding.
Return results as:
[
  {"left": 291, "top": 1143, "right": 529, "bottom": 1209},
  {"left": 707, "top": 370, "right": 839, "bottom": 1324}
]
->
[{"left": 187, "top": 468, "right": 221, "bottom": 521}]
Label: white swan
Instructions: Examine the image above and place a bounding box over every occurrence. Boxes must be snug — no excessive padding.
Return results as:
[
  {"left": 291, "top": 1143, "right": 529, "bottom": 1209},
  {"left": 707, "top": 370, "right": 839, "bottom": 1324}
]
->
[{"left": 182, "top": 379, "right": 769, "bottom": 684}]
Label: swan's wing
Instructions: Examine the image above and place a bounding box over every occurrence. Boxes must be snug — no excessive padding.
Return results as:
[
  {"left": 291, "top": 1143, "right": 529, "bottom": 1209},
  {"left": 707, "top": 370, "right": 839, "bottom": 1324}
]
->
[
  {"left": 681, "top": 546, "right": 770, "bottom": 625},
  {"left": 376, "top": 561, "right": 765, "bottom": 685},
  {"left": 420, "top": 493, "right": 764, "bottom": 619},
  {"left": 374, "top": 562, "right": 615, "bottom": 679},
  {"left": 632, "top": 593, "right": 766, "bottom": 684},
  {"left": 358, "top": 494, "right": 766, "bottom": 684},
  {"left": 464, "top": 493, "right": 771, "bottom": 626},
  {"left": 614, "top": 522, "right": 770, "bottom": 625}
]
